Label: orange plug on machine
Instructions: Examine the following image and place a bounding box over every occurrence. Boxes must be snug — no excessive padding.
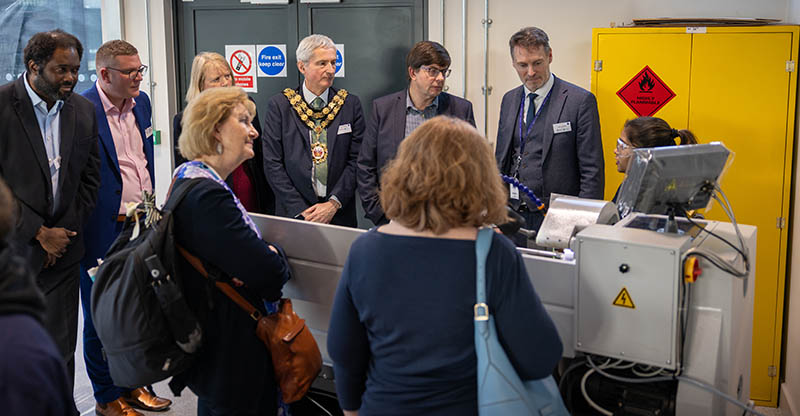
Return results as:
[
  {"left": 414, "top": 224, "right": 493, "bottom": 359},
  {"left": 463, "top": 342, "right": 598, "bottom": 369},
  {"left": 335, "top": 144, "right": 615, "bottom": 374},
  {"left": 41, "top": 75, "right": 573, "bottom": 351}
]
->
[{"left": 683, "top": 256, "right": 702, "bottom": 283}]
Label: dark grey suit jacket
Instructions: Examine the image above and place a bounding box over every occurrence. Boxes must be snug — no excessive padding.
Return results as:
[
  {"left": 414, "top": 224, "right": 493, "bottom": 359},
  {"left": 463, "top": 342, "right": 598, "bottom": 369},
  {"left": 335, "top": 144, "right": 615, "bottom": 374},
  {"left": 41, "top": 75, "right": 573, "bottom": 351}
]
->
[
  {"left": 0, "top": 77, "right": 100, "bottom": 286},
  {"left": 495, "top": 76, "right": 604, "bottom": 204},
  {"left": 357, "top": 90, "right": 475, "bottom": 224},
  {"left": 262, "top": 86, "right": 365, "bottom": 227}
]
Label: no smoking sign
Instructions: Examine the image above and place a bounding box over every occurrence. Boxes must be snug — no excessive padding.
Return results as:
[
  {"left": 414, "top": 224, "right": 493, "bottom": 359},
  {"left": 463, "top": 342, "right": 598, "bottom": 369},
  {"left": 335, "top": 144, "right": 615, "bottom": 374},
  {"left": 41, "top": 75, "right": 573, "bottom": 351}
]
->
[{"left": 225, "top": 45, "right": 257, "bottom": 92}]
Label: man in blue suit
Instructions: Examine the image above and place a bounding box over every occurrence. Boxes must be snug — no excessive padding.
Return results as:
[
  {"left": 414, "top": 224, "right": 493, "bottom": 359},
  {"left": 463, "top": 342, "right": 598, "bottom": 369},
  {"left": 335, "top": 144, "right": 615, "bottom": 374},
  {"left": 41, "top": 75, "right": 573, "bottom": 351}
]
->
[
  {"left": 80, "top": 40, "right": 171, "bottom": 416},
  {"left": 495, "top": 27, "right": 604, "bottom": 238},
  {"left": 263, "top": 34, "right": 365, "bottom": 227},
  {"left": 357, "top": 41, "right": 475, "bottom": 226}
]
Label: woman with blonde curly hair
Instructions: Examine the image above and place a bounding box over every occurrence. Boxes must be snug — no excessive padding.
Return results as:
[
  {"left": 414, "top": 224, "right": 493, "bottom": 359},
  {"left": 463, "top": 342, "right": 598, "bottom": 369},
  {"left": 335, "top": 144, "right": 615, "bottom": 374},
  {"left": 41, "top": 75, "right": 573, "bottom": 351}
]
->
[{"left": 327, "top": 116, "right": 562, "bottom": 415}]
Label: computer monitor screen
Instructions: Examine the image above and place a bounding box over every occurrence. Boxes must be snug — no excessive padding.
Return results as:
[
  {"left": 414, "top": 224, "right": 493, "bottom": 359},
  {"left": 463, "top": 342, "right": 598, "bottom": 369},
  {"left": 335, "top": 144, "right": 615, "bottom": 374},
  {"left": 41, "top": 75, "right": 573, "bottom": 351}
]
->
[{"left": 616, "top": 143, "right": 731, "bottom": 218}]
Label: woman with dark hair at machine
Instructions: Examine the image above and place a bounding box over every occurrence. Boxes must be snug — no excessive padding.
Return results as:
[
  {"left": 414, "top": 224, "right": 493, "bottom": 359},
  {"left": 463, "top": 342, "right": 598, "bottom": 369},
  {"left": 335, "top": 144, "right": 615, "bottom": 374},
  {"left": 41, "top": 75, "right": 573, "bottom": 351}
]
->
[
  {"left": 613, "top": 116, "right": 698, "bottom": 203},
  {"left": 327, "top": 116, "right": 562, "bottom": 415},
  {"left": 173, "top": 52, "right": 274, "bottom": 214}
]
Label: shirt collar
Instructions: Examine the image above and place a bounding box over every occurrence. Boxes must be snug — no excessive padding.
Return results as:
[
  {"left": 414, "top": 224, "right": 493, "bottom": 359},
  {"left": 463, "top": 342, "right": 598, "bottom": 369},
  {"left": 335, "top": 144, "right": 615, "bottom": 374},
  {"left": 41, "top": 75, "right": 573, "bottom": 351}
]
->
[
  {"left": 406, "top": 90, "right": 439, "bottom": 112},
  {"left": 302, "top": 82, "right": 329, "bottom": 106},
  {"left": 523, "top": 72, "right": 555, "bottom": 99},
  {"left": 96, "top": 81, "right": 136, "bottom": 114},
  {"left": 23, "top": 71, "right": 64, "bottom": 113}
]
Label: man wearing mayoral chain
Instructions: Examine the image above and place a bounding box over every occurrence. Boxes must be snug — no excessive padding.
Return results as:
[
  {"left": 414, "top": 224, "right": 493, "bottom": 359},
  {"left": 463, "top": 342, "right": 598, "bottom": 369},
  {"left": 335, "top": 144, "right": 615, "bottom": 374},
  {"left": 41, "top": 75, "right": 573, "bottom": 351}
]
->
[{"left": 263, "top": 34, "right": 365, "bottom": 227}]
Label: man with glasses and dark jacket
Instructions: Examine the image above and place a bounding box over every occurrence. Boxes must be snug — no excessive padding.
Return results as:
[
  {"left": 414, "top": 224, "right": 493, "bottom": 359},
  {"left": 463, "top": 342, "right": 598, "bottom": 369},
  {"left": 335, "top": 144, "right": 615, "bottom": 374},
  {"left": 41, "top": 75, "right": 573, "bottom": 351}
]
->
[
  {"left": 80, "top": 39, "right": 171, "bottom": 416},
  {"left": 357, "top": 41, "right": 475, "bottom": 226}
]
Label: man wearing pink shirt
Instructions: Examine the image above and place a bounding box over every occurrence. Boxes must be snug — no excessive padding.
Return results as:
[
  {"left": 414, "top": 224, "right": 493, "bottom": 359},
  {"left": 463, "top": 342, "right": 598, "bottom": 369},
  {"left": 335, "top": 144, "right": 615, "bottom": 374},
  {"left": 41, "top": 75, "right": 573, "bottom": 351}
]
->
[{"left": 80, "top": 40, "right": 171, "bottom": 416}]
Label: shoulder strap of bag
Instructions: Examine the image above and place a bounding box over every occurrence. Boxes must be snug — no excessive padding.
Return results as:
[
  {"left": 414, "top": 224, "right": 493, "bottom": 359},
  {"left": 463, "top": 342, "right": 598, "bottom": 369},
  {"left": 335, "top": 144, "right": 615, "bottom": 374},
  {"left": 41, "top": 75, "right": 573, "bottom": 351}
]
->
[
  {"left": 176, "top": 245, "right": 264, "bottom": 321},
  {"left": 475, "top": 227, "right": 494, "bottom": 309},
  {"left": 164, "top": 177, "right": 205, "bottom": 212}
]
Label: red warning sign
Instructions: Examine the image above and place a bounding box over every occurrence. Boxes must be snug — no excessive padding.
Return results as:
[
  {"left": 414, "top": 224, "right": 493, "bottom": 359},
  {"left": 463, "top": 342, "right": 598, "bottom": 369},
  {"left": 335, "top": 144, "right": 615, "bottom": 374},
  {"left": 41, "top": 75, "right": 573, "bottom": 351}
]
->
[
  {"left": 616, "top": 66, "right": 676, "bottom": 117},
  {"left": 229, "top": 50, "right": 252, "bottom": 75}
]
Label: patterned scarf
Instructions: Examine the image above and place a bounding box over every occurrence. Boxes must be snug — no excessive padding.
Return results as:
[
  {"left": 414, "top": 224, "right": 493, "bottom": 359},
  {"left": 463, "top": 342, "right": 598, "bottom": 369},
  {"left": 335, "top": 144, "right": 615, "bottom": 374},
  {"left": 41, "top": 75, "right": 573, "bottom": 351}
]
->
[{"left": 173, "top": 161, "right": 261, "bottom": 239}]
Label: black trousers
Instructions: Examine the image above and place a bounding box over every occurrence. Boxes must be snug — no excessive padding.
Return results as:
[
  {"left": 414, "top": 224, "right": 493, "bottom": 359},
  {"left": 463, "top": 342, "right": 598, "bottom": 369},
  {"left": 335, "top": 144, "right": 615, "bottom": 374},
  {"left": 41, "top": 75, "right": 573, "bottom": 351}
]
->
[{"left": 38, "top": 262, "right": 80, "bottom": 392}]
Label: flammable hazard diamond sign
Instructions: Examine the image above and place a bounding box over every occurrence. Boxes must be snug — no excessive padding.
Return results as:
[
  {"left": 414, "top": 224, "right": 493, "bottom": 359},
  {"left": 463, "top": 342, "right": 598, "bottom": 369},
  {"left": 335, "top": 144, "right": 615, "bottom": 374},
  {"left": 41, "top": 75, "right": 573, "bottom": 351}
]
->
[{"left": 616, "top": 66, "right": 676, "bottom": 117}]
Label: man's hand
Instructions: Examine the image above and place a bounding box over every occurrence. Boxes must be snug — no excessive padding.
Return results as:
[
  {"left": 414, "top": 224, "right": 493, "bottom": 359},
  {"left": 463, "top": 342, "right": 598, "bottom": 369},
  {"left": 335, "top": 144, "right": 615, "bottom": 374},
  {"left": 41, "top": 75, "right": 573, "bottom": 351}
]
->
[
  {"left": 43, "top": 253, "right": 58, "bottom": 269},
  {"left": 35, "top": 226, "right": 76, "bottom": 257},
  {"left": 301, "top": 201, "right": 338, "bottom": 224}
]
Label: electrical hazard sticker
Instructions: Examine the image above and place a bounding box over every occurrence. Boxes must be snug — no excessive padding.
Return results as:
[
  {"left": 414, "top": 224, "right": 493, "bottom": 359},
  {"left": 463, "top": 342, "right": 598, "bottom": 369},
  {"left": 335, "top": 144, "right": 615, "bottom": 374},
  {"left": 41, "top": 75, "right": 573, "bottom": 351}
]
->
[
  {"left": 616, "top": 66, "right": 676, "bottom": 117},
  {"left": 612, "top": 287, "right": 636, "bottom": 309}
]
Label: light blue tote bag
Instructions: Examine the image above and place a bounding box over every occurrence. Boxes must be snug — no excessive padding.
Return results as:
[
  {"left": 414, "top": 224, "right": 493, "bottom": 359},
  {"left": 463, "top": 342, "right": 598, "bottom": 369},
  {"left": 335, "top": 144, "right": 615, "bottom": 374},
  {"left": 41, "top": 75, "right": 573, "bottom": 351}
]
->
[{"left": 474, "top": 228, "right": 570, "bottom": 416}]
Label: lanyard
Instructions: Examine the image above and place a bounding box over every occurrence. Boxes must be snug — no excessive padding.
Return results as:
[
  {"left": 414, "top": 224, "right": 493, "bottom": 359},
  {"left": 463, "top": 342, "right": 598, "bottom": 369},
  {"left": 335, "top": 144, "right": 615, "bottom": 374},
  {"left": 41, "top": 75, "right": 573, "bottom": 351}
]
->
[{"left": 513, "top": 87, "right": 552, "bottom": 177}]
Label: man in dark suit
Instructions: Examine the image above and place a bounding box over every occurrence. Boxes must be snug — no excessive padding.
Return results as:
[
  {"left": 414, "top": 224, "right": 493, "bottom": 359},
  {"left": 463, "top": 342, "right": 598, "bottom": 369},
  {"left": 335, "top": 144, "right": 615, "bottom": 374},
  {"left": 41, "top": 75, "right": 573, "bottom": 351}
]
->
[
  {"left": 0, "top": 29, "right": 100, "bottom": 390},
  {"left": 263, "top": 34, "right": 365, "bottom": 227},
  {"left": 495, "top": 27, "right": 604, "bottom": 237},
  {"left": 357, "top": 41, "right": 475, "bottom": 226},
  {"left": 80, "top": 40, "right": 171, "bottom": 416}
]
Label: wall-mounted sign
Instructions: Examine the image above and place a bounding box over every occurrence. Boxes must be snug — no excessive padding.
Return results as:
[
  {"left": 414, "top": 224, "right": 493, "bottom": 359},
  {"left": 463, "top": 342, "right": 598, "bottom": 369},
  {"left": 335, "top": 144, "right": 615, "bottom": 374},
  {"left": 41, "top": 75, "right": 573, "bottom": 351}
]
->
[
  {"left": 616, "top": 66, "right": 675, "bottom": 117},
  {"left": 257, "top": 44, "right": 287, "bottom": 77},
  {"left": 334, "top": 43, "right": 344, "bottom": 78},
  {"left": 225, "top": 44, "right": 257, "bottom": 93}
]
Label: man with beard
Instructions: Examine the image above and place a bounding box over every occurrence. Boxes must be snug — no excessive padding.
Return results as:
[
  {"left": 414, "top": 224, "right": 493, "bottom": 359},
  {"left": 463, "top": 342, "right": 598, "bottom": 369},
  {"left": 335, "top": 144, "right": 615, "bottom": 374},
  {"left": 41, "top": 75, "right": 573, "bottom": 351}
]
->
[
  {"left": 263, "top": 34, "right": 364, "bottom": 227},
  {"left": 495, "top": 27, "right": 603, "bottom": 241},
  {"left": 357, "top": 41, "right": 475, "bottom": 226},
  {"left": 0, "top": 29, "right": 100, "bottom": 391}
]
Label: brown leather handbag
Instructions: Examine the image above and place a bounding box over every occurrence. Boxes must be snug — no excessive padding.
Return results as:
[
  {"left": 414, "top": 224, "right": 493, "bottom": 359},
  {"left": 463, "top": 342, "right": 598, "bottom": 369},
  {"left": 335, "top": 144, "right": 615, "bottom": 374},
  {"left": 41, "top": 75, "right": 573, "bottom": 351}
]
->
[{"left": 177, "top": 245, "right": 322, "bottom": 403}]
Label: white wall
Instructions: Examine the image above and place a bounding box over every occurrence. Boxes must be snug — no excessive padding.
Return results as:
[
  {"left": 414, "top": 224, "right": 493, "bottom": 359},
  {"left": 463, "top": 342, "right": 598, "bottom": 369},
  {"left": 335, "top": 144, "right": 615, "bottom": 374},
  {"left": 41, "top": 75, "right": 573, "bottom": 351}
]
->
[{"left": 121, "top": 0, "right": 178, "bottom": 204}]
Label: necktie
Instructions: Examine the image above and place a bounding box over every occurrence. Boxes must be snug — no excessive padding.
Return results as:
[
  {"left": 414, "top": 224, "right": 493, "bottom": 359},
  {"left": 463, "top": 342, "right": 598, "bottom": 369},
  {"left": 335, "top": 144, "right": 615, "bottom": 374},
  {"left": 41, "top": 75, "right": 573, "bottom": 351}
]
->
[
  {"left": 310, "top": 97, "right": 327, "bottom": 187},
  {"left": 525, "top": 92, "right": 538, "bottom": 131}
]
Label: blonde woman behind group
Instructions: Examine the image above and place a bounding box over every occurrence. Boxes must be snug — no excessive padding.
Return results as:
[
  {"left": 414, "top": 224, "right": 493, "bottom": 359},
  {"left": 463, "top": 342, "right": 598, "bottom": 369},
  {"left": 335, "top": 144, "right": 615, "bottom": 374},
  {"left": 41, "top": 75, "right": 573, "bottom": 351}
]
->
[
  {"left": 327, "top": 116, "right": 563, "bottom": 415},
  {"left": 173, "top": 52, "right": 274, "bottom": 214}
]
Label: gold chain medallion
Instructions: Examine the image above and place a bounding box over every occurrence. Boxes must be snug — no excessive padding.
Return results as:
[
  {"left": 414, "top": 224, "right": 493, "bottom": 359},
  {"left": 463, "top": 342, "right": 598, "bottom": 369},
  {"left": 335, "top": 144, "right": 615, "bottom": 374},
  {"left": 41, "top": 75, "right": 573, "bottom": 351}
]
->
[
  {"left": 283, "top": 88, "right": 348, "bottom": 141},
  {"left": 311, "top": 142, "right": 328, "bottom": 165}
]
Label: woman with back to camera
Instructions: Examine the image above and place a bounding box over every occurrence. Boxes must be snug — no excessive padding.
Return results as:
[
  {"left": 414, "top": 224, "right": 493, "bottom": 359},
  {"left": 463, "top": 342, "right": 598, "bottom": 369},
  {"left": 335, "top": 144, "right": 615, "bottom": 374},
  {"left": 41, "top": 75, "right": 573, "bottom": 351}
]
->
[
  {"left": 168, "top": 86, "right": 290, "bottom": 415},
  {"left": 173, "top": 52, "right": 274, "bottom": 214},
  {"left": 613, "top": 116, "right": 698, "bottom": 202},
  {"left": 327, "top": 116, "right": 563, "bottom": 415}
]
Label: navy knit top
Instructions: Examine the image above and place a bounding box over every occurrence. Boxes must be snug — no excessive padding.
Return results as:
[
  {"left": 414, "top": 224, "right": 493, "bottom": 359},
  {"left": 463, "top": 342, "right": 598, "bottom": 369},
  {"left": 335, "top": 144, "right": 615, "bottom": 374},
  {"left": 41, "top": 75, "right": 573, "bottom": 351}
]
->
[{"left": 327, "top": 229, "right": 563, "bottom": 415}]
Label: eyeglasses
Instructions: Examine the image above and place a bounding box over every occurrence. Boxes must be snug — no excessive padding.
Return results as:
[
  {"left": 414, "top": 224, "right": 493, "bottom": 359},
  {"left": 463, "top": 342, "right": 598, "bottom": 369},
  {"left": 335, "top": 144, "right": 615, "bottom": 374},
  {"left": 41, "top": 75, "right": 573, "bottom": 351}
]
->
[
  {"left": 107, "top": 65, "right": 148, "bottom": 79},
  {"left": 616, "top": 137, "right": 630, "bottom": 150},
  {"left": 420, "top": 65, "right": 452, "bottom": 78}
]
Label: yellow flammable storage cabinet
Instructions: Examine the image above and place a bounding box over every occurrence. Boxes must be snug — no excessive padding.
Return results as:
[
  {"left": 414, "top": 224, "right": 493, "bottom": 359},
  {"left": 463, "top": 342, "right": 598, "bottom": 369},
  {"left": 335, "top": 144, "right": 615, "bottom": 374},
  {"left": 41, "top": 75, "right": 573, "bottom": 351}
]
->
[{"left": 591, "top": 25, "right": 798, "bottom": 406}]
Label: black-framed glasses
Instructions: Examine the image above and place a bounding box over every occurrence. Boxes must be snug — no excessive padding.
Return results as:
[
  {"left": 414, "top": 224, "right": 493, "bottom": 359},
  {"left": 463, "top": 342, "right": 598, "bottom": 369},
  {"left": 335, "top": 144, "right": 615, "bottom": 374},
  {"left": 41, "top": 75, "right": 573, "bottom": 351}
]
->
[
  {"left": 420, "top": 65, "right": 452, "bottom": 78},
  {"left": 107, "top": 65, "right": 148, "bottom": 79}
]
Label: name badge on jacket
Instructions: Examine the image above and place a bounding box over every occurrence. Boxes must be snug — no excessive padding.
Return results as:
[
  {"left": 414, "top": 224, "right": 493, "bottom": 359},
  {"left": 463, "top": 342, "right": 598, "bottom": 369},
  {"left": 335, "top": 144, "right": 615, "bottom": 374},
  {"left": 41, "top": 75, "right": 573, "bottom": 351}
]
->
[
  {"left": 552, "top": 122, "right": 572, "bottom": 134},
  {"left": 145, "top": 126, "right": 153, "bottom": 138},
  {"left": 337, "top": 124, "right": 352, "bottom": 135}
]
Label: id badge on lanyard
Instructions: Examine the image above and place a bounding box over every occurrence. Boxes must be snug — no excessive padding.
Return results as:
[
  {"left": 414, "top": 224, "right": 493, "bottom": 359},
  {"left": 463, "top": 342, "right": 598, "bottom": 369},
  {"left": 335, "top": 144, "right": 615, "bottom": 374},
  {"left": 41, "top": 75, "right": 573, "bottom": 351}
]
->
[{"left": 512, "top": 88, "right": 552, "bottom": 179}]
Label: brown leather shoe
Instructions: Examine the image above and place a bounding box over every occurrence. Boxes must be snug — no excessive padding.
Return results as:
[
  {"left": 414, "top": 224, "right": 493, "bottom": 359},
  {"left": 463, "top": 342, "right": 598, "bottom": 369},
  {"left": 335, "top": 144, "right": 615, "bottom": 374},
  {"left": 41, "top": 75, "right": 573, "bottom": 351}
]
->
[
  {"left": 123, "top": 387, "right": 172, "bottom": 412},
  {"left": 95, "top": 398, "right": 143, "bottom": 416}
]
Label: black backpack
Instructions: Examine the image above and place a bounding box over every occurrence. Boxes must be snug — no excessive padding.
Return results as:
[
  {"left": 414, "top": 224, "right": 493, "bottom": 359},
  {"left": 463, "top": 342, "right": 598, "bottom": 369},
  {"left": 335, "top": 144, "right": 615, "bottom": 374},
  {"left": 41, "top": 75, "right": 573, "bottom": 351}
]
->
[{"left": 90, "top": 178, "right": 204, "bottom": 388}]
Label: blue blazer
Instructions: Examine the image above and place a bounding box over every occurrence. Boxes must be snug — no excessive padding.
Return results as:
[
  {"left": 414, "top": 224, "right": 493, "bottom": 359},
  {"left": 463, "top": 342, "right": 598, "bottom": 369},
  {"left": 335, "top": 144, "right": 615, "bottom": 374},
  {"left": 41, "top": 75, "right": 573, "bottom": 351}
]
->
[
  {"left": 80, "top": 85, "right": 154, "bottom": 269},
  {"left": 357, "top": 90, "right": 475, "bottom": 224},
  {"left": 262, "top": 86, "right": 365, "bottom": 227},
  {"left": 495, "top": 76, "right": 604, "bottom": 202}
]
